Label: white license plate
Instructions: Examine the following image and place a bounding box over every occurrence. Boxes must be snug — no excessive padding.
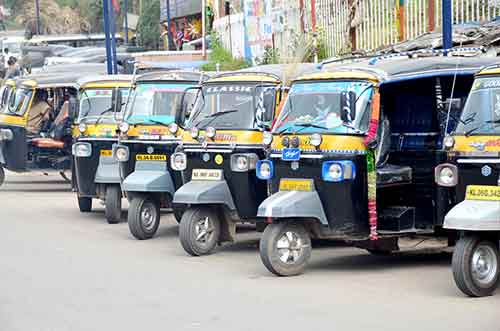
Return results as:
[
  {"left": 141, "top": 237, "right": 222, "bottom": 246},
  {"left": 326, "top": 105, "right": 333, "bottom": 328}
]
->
[{"left": 192, "top": 169, "right": 223, "bottom": 181}]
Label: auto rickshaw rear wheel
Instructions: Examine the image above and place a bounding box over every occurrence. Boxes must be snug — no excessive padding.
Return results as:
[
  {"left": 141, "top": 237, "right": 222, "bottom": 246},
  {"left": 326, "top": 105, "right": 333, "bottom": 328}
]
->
[
  {"left": 179, "top": 207, "right": 221, "bottom": 256},
  {"left": 128, "top": 196, "right": 160, "bottom": 240},
  {"left": 0, "top": 166, "right": 4, "bottom": 187},
  {"left": 77, "top": 197, "right": 92, "bottom": 213},
  {"left": 259, "top": 222, "right": 311, "bottom": 277},
  {"left": 452, "top": 235, "right": 500, "bottom": 297},
  {"left": 105, "top": 185, "right": 122, "bottom": 224}
]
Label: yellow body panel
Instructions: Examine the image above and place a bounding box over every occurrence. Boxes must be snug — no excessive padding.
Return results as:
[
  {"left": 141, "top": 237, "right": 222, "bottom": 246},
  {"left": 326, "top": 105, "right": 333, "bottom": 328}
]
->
[
  {"left": 81, "top": 82, "right": 132, "bottom": 89},
  {"left": 208, "top": 75, "right": 280, "bottom": 83},
  {"left": 75, "top": 123, "right": 118, "bottom": 138},
  {"left": 270, "top": 134, "right": 367, "bottom": 152},
  {"left": 181, "top": 130, "right": 264, "bottom": 145},
  {"left": 476, "top": 68, "right": 500, "bottom": 77},
  {"left": 296, "top": 71, "right": 379, "bottom": 83},
  {"left": 452, "top": 135, "right": 500, "bottom": 152},
  {"left": 127, "top": 125, "right": 172, "bottom": 138},
  {"left": 0, "top": 114, "right": 27, "bottom": 126}
]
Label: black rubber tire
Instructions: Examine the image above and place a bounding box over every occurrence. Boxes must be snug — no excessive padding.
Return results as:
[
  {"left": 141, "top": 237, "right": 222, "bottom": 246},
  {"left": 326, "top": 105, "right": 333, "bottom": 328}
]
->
[
  {"left": 452, "top": 236, "right": 500, "bottom": 297},
  {"left": 0, "top": 166, "right": 4, "bottom": 187},
  {"left": 105, "top": 185, "right": 122, "bottom": 224},
  {"left": 367, "top": 249, "right": 393, "bottom": 256},
  {"left": 127, "top": 196, "right": 160, "bottom": 240},
  {"left": 259, "top": 222, "right": 312, "bottom": 277},
  {"left": 179, "top": 207, "right": 221, "bottom": 256},
  {"left": 77, "top": 196, "right": 92, "bottom": 213}
]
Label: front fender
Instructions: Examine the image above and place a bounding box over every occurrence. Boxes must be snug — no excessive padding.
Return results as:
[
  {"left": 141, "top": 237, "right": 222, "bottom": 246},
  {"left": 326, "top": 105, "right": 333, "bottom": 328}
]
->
[
  {"left": 444, "top": 199, "right": 500, "bottom": 231},
  {"left": 257, "top": 190, "right": 328, "bottom": 225},
  {"left": 122, "top": 160, "right": 174, "bottom": 194},
  {"left": 173, "top": 180, "right": 236, "bottom": 210},
  {"left": 94, "top": 155, "right": 121, "bottom": 184}
]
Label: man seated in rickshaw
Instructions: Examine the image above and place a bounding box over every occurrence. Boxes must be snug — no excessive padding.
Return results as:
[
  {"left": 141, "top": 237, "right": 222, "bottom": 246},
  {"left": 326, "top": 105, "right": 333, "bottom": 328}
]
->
[{"left": 27, "top": 90, "right": 54, "bottom": 135}]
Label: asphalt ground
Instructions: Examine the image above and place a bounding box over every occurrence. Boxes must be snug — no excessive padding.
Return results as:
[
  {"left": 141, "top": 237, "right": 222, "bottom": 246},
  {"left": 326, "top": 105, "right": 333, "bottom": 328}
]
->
[{"left": 0, "top": 171, "right": 499, "bottom": 331}]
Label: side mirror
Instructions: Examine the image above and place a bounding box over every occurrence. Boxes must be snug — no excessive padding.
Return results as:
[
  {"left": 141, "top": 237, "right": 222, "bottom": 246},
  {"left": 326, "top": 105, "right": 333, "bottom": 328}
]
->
[
  {"left": 255, "top": 85, "right": 277, "bottom": 129},
  {"left": 112, "top": 88, "right": 123, "bottom": 113},
  {"left": 176, "top": 86, "right": 202, "bottom": 128},
  {"left": 68, "top": 96, "right": 78, "bottom": 121},
  {"left": 340, "top": 91, "right": 356, "bottom": 122}
]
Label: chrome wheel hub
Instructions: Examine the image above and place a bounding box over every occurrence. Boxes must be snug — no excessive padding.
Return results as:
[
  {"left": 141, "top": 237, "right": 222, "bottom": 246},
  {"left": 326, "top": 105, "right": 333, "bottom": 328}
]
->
[
  {"left": 472, "top": 244, "right": 498, "bottom": 287},
  {"left": 195, "top": 217, "right": 215, "bottom": 244},
  {"left": 276, "top": 231, "right": 304, "bottom": 264},
  {"left": 140, "top": 202, "right": 156, "bottom": 231}
]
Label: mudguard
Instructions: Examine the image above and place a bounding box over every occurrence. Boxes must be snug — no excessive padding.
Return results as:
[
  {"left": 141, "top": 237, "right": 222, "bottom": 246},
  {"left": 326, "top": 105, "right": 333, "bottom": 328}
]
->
[
  {"left": 122, "top": 160, "right": 175, "bottom": 194},
  {"left": 257, "top": 190, "right": 328, "bottom": 225},
  {"left": 94, "top": 155, "right": 121, "bottom": 184},
  {"left": 444, "top": 199, "right": 500, "bottom": 231},
  {"left": 173, "top": 180, "right": 236, "bottom": 210}
]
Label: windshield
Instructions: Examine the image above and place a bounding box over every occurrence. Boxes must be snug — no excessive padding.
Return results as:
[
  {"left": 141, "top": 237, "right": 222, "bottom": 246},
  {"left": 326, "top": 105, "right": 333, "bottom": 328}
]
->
[
  {"left": 0, "top": 85, "right": 13, "bottom": 111},
  {"left": 78, "top": 88, "right": 130, "bottom": 123},
  {"left": 6, "top": 87, "right": 33, "bottom": 116},
  {"left": 455, "top": 77, "right": 500, "bottom": 135},
  {"left": 188, "top": 84, "right": 276, "bottom": 129},
  {"left": 124, "top": 83, "right": 196, "bottom": 125},
  {"left": 273, "top": 81, "right": 373, "bottom": 134}
]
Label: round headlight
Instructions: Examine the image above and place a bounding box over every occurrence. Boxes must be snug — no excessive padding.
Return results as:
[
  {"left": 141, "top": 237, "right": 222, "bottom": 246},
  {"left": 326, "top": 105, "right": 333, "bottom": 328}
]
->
[
  {"left": 443, "top": 135, "right": 455, "bottom": 149},
  {"left": 168, "top": 123, "right": 178, "bottom": 134},
  {"left": 310, "top": 133, "right": 322, "bottom": 147},
  {"left": 172, "top": 153, "right": 187, "bottom": 171},
  {"left": 259, "top": 162, "right": 271, "bottom": 178},
  {"left": 263, "top": 131, "right": 273, "bottom": 146},
  {"left": 78, "top": 123, "right": 87, "bottom": 133},
  {"left": 190, "top": 127, "right": 199, "bottom": 139},
  {"left": 115, "top": 147, "right": 129, "bottom": 162},
  {"left": 282, "top": 136, "right": 290, "bottom": 147},
  {"left": 439, "top": 167, "right": 455, "bottom": 186},
  {"left": 206, "top": 127, "right": 216, "bottom": 139},
  {"left": 328, "top": 163, "right": 343, "bottom": 181},
  {"left": 119, "top": 122, "right": 129, "bottom": 133},
  {"left": 290, "top": 136, "right": 300, "bottom": 148},
  {"left": 236, "top": 156, "right": 248, "bottom": 171}
]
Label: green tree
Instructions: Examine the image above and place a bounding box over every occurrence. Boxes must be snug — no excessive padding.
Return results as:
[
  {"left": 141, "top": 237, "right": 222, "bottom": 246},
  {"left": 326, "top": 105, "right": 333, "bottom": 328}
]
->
[{"left": 136, "top": 0, "right": 160, "bottom": 50}]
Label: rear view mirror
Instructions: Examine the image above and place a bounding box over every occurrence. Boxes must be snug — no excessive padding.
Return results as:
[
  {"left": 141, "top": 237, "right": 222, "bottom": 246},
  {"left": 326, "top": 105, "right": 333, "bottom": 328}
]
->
[
  {"left": 255, "top": 85, "right": 277, "bottom": 129},
  {"left": 340, "top": 91, "right": 356, "bottom": 122},
  {"left": 443, "top": 98, "right": 462, "bottom": 113},
  {"left": 176, "top": 86, "right": 202, "bottom": 128},
  {"left": 112, "top": 88, "right": 123, "bottom": 113},
  {"left": 68, "top": 96, "right": 78, "bottom": 121}
]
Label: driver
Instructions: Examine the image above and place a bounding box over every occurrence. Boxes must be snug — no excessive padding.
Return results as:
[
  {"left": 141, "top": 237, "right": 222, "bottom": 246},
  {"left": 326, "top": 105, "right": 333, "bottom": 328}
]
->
[
  {"left": 27, "top": 91, "right": 53, "bottom": 135},
  {"left": 313, "top": 95, "right": 331, "bottom": 120}
]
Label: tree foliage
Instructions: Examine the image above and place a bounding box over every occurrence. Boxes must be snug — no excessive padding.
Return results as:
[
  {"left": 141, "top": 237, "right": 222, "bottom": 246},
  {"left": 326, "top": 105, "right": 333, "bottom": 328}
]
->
[{"left": 136, "top": 0, "right": 160, "bottom": 50}]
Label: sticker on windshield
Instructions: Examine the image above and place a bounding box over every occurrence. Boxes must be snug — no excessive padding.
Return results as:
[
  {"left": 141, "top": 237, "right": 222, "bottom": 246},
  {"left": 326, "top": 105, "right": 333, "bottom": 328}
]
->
[{"left": 205, "top": 86, "right": 253, "bottom": 94}]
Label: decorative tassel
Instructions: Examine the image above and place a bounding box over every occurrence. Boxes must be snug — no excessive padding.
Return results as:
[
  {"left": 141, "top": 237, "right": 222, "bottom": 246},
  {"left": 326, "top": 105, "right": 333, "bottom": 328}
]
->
[{"left": 366, "top": 151, "right": 378, "bottom": 240}]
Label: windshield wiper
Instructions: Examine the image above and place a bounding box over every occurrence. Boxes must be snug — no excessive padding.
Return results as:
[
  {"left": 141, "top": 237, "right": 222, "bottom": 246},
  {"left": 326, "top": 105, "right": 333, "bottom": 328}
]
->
[
  {"left": 94, "top": 103, "right": 125, "bottom": 126},
  {"left": 465, "top": 119, "right": 500, "bottom": 136},
  {"left": 146, "top": 118, "right": 171, "bottom": 126},
  {"left": 197, "top": 109, "right": 238, "bottom": 129}
]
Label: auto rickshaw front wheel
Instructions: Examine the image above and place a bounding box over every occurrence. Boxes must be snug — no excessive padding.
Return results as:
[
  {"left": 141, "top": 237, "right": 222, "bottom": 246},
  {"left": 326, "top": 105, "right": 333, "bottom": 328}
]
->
[
  {"left": 77, "top": 197, "right": 92, "bottom": 213},
  {"left": 105, "top": 185, "right": 122, "bottom": 224},
  {"left": 452, "top": 236, "right": 500, "bottom": 297},
  {"left": 259, "top": 222, "right": 312, "bottom": 277},
  {"left": 0, "top": 166, "right": 4, "bottom": 187},
  {"left": 128, "top": 196, "right": 160, "bottom": 240},
  {"left": 179, "top": 207, "right": 221, "bottom": 256}
]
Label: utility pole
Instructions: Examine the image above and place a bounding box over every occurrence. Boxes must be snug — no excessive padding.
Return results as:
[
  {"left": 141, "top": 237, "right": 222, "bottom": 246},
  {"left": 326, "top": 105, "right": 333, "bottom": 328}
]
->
[
  {"left": 442, "top": 0, "right": 452, "bottom": 51},
  {"left": 202, "top": 0, "right": 206, "bottom": 59},
  {"left": 103, "top": 0, "right": 114, "bottom": 74},
  {"left": 124, "top": 0, "right": 129, "bottom": 45},
  {"left": 109, "top": 0, "right": 118, "bottom": 74},
  {"left": 166, "top": 0, "right": 173, "bottom": 50},
  {"left": 35, "top": 0, "right": 41, "bottom": 34}
]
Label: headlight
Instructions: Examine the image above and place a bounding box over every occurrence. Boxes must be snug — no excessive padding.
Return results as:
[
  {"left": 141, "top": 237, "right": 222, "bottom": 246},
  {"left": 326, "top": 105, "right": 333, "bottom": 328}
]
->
[
  {"left": 78, "top": 123, "right": 87, "bottom": 133},
  {"left": 114, "top": 145, "right": 129, "bottom": 162},
  {"left": 435, "top": 163, "right": 458, "bottom": 187},
  {"left": 230, "top": 153, "right": 258, "bottom": 172},
  {"left": 263, "top": 131, "right": 273, "bottom": 146},
  {"left": 290, "top": 136, "right": 300, "bottom": 148},
  {"left": 190, "top": 127, "right": 199, "bottom": 139},
  {"left": 256, "top": 160, "right": 274, "bottom": 180},
  {"left": 0, "top": 128, "right": 13, "bottom": 141},
  {"left": 310, "top": 133, "right": 322, "bottom": 147},
  {"left": 443, "top": 135, "right": 455, "bottom": 149},
  {"left": 72, "top": 142, "right": 92, "bottom": 157},
  {"left": 171, "top": 152, "right": 187, "bottom": 171},
  {"left": 282, "top": 136, "right": 290, "bottom": 147},
  {"left": 206, "top": 127, "right": 216, "bottom": 139},
  {"left": 119, "top": 122, "right": 129, "bottom": 133},
  {"left": 322, "top": 161, "right": 356, "bottom": 182},
  {"left": 168, "top": 123, "right": 178, "bottom": 134}
]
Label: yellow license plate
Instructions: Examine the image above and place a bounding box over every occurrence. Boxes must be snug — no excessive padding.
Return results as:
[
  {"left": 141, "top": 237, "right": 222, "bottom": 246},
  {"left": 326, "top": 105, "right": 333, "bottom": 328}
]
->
[
  {"left": 279, "top": 179, "right": 313, "bottom": 191},
  {"left": 136, "top": 154, "right": 167, "bottom": 161},
  {"left": 192, "top": 169, "right": 223, "bottom": 181},
  {"left": 466, "top": 185, "right": 500, "bottom": 201},
  {"left": 100, "top": 150, "right": 112, "bottom": 157}
]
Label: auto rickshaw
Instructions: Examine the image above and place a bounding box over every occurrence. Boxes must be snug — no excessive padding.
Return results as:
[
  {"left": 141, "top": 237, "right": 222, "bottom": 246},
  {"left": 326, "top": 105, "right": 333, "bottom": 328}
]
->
[
  {"left": 0, "top": 73, "right": 83, "bottom": 187},
  {"left": 255, "top": 53, "right": 499, "bottom": 276},
  {"left": 436, "top": 64, "right": 500, "bottom": 297},
  {"left": 71, "top": 75, "right": 132, "bottom": 223},
  {"left": 113, "top": 71, "right": 209, "bottom": 239},
  {"left": 171, "top": 65, "right": 315, "bottom": 256}
]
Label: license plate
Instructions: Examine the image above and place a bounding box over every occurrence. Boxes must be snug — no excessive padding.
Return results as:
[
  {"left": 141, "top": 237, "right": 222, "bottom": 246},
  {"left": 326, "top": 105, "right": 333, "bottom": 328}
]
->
[
  {"left": 136, "top": 154, "right": 167, "bottom": 161},
  {"left": 100, "top": 149, "right": 112, "bottom": 157},
  {"left": 282, "top": 148, "right": 301, "bottom": 161},
  {"left": 192, "top": 169, "right": 223, "bottom": 181},
  {"left": 279, "top": 179, "right": 313, "bottom": 191},
  {"left": 466, "top": 185, "right": 500, "bottom": 201}
]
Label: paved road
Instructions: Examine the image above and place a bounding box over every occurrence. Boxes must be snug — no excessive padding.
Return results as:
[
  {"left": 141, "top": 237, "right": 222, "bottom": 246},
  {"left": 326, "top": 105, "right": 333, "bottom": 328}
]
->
[{"left": 0, "top": 172, "right": 499, "bottom": 331}]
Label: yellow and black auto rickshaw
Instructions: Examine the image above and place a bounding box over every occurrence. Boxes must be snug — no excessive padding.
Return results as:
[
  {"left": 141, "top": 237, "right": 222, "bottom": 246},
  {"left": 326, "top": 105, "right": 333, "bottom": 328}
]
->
[
  {"left": 0, "top": 73, "right": 83, "bottom": 186},
  {"left": 436, "top": 65, "right": 500, "bottom": 297},
  {"left": 171, "top": 65, "right": 315, "bottom": 256},
  {"left": 254, "top": 54, "right": 498, "bottom": 276},
  {"left": 71, "top": 75, "right": 132, "bottom": 223},
  {"left": 113, "top": 71, "right": 209, "bottom": 239}
]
